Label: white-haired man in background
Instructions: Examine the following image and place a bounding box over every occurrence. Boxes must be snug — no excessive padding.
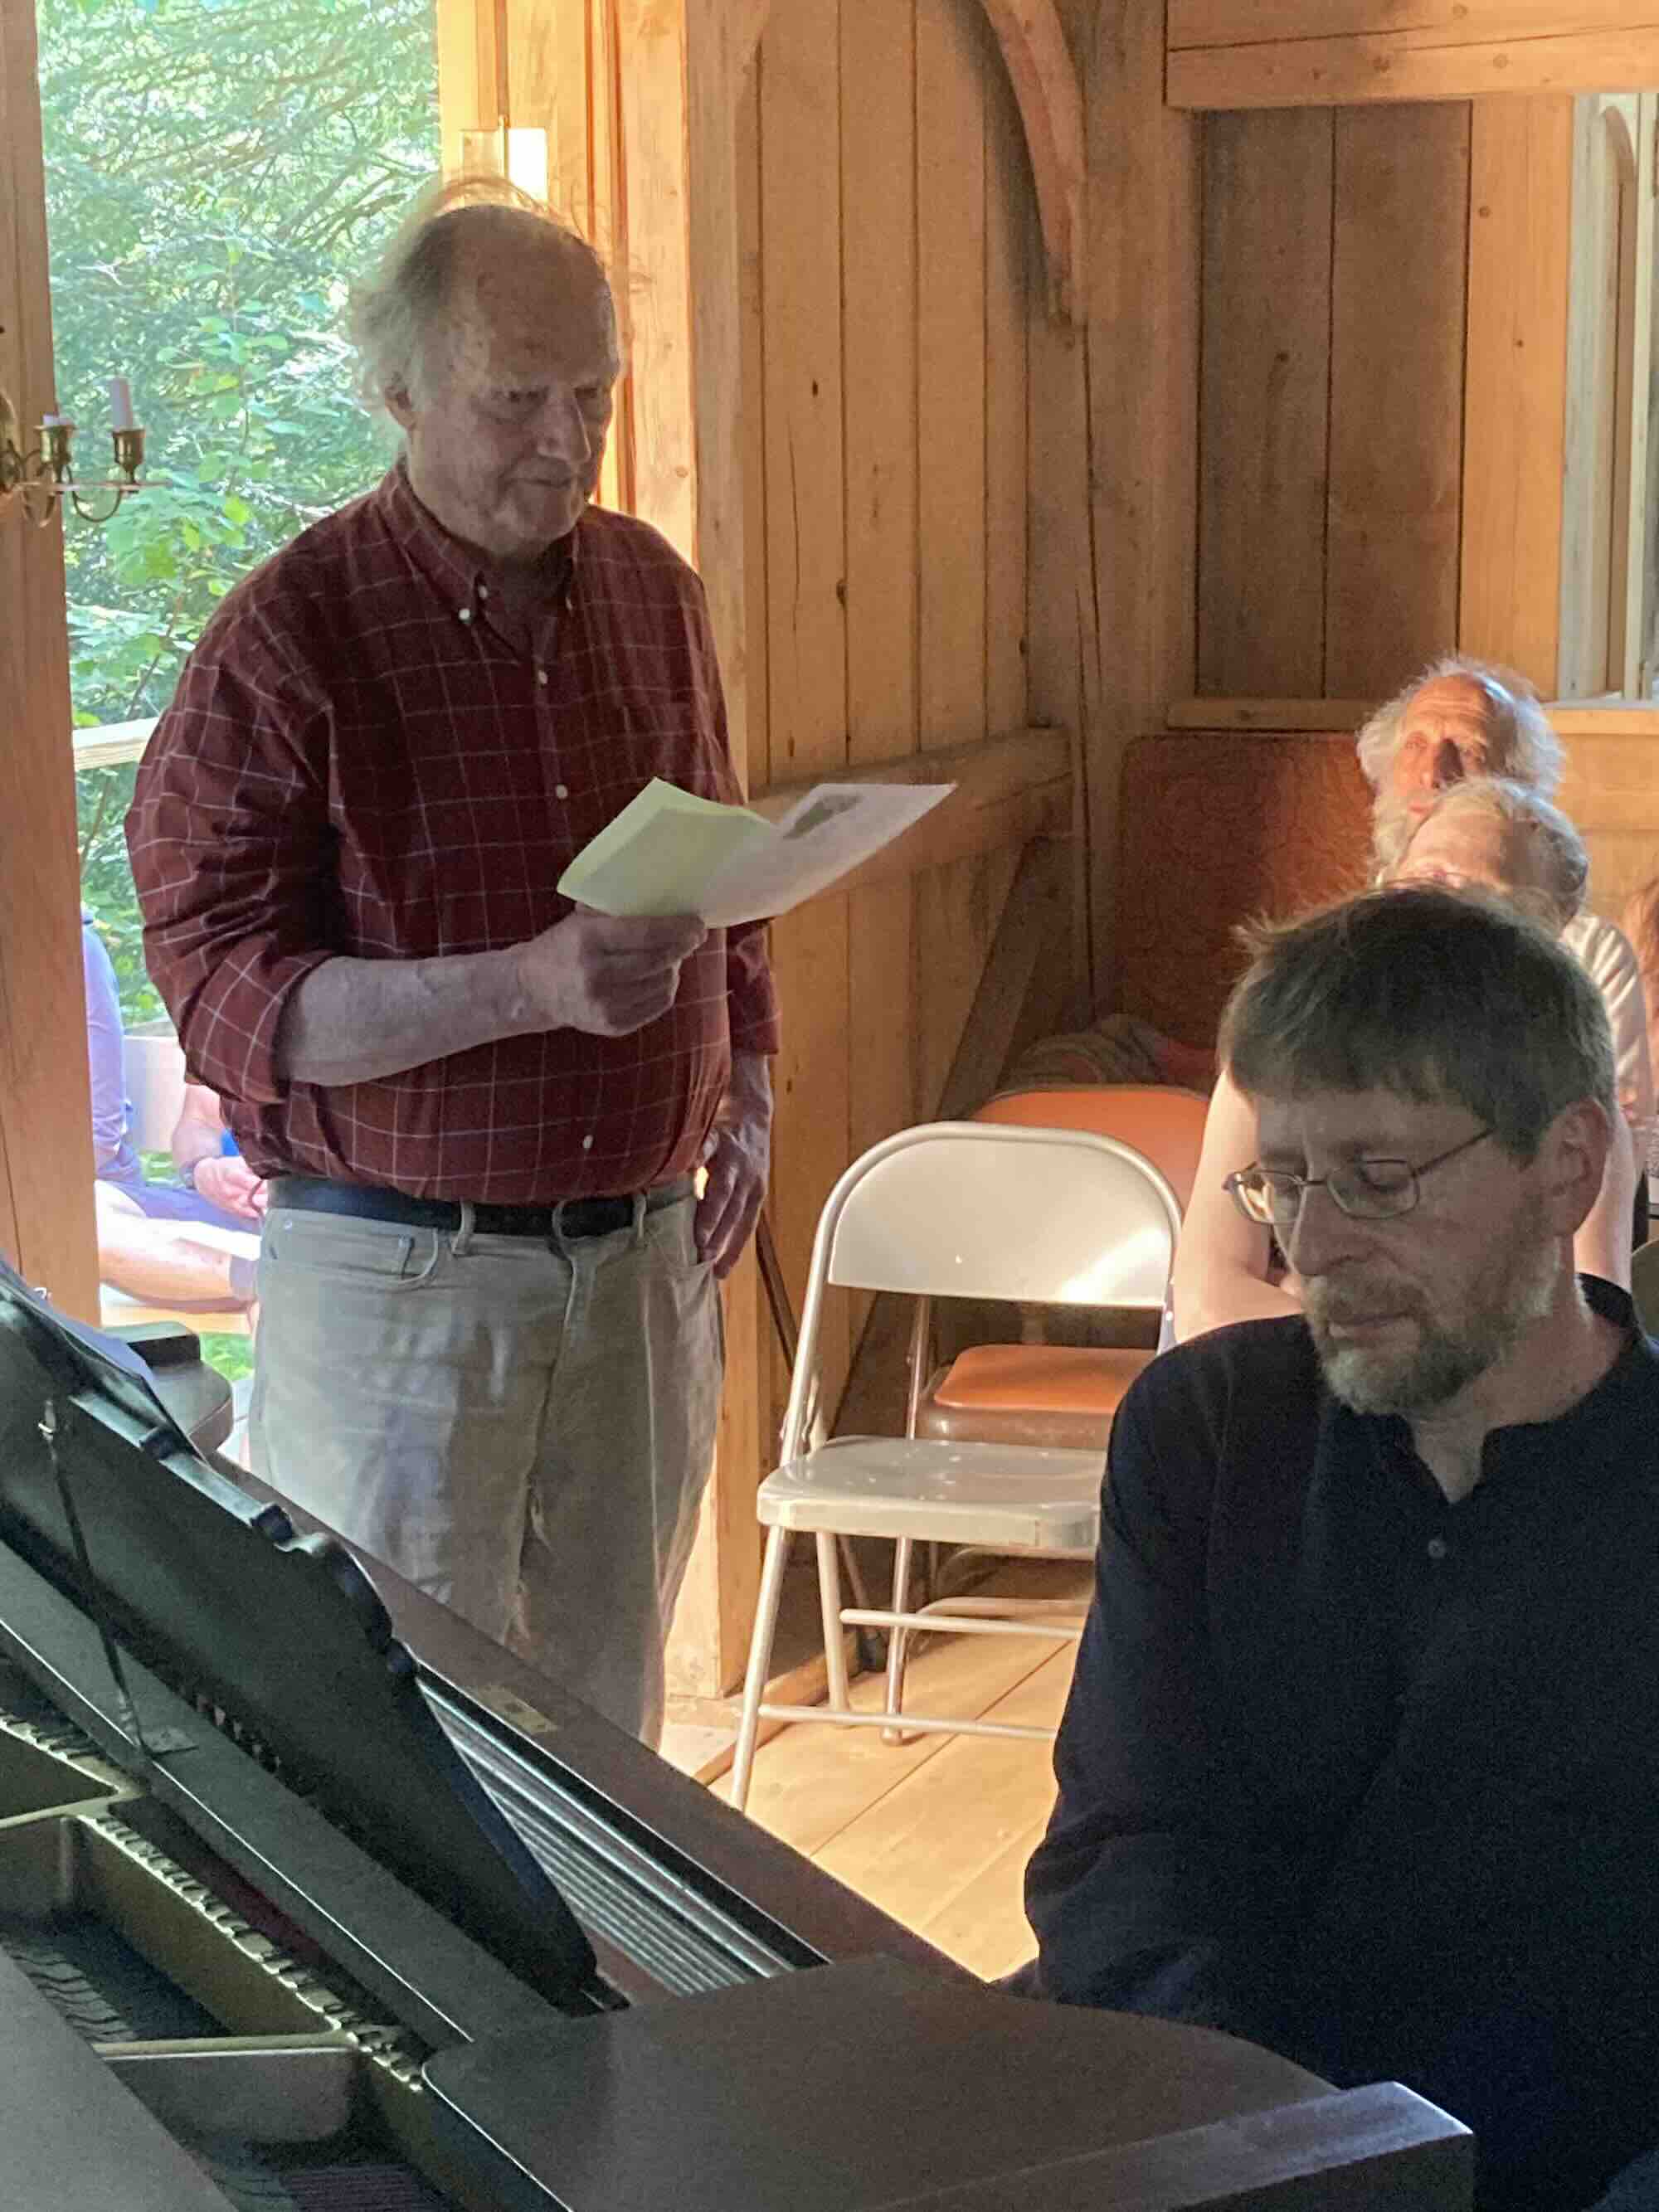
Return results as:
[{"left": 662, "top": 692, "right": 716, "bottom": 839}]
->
[{"left": 1356, "top": 656, "right": 1651, "bottom": 1136}]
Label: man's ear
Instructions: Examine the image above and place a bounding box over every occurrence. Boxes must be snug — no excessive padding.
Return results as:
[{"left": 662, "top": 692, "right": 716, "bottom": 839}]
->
[
  {"left": 383, "top": 380, "right": 416, "bottom": 434},
  {"left": 1536, "top": 1096, "right": 1613, "bottom": 1236}
]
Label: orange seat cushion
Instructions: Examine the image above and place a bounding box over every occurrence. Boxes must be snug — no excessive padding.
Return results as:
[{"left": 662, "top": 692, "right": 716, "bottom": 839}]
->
[{"left": 913, "top": 1344, "right": 1151, "bottom": 1451}]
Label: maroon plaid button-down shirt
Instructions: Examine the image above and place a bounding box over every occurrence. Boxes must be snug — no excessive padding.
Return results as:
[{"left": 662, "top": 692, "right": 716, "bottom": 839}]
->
[{"left": 127, "top": 464, "right": 780, "bottom": 1203}]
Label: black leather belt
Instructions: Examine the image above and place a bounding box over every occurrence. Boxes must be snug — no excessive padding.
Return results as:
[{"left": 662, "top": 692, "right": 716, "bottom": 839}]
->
[{"left": 270, "top": 1174, "right": 693, "bottom": 1241}]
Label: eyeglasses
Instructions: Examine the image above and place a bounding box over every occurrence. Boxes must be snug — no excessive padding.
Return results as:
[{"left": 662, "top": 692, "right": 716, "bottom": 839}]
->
[{"left": 1224, "top": 1127, "right": 1494, "bottom": 1229}]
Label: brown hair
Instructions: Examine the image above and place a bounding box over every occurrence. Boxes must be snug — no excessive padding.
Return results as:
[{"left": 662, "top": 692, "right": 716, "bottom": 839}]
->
[{"left": 1220, "top": 884, "right": 1615, "bottom": 1159}]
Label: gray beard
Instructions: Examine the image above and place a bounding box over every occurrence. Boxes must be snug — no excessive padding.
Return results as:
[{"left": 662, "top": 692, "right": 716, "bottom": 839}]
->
[
  {"left": 1369, "top": 793, "right": 1415, "bottom": 874},
  {"left": 1309, "top": 1207, "right": 1558, "bottom": 1418}
]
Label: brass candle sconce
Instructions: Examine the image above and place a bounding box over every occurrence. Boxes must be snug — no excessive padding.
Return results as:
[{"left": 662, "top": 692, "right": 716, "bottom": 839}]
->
[{"left": 0, "top": 377, "right": 147, "bottom": 527}]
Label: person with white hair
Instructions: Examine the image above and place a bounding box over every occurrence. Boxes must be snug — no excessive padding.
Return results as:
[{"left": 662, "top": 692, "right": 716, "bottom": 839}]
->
[
  {"left": 1170, "top": 775, "right": 1645, "bottom": 1343},
  {"left": 1356, "top": 652, "right": 1564, "bottom": 866},
  {"left": 1355, "top": 654, "right": 1649, "bottom": 1115},
  {"left": 126, "top": 175, "right": 778, "bottom": 1745}
]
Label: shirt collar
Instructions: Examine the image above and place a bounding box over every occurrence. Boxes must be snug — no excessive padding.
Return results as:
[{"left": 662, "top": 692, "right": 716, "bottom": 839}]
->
[
  {"left": 376, "top": 456, "right": 580, "bottom": 617},
  {"left": 1355, "top": 1272, "right": 1647, "bottom": 1491}
]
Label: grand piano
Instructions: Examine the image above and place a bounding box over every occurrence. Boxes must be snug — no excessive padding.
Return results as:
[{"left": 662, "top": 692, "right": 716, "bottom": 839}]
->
[{"left": 0, "top": 1257, "right": 1472, "bottom": 2210}]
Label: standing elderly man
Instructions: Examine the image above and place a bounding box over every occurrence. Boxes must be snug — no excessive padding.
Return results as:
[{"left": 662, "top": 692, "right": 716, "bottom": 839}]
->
[
  {"left": 1023, "top": 887, "right": 1659, "bottom": 2212},
  {"left": 127, "top": 178, "right": 778, "bottom": 1745}
]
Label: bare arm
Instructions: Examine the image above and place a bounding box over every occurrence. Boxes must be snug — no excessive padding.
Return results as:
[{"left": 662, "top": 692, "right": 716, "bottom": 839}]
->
[
  {"left": 1575, "top": 1099, "right": 1635, "bottom": 1291},
  {"left": 1170, "top": 1067, "right": 1302, "bottom": 1344},
  {"left": 275, "top": 908, "right": 709, "bottom": 1087},
  {"left": 695, "top": 1051, "right": 773, "bottom": 1279},
  {"left": 171, "top": 1082, "right": 266, "bottom": 1222}
]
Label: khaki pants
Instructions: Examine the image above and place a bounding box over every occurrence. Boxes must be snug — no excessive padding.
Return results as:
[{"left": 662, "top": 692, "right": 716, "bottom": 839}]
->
[{"left": 250, "top": 1194, "right": 720, "bottom": 1744}]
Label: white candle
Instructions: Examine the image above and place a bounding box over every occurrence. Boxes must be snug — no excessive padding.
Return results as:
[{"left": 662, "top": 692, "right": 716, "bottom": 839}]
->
[{"left": 108, "top": 377, "right": 135, "bottom": 431}]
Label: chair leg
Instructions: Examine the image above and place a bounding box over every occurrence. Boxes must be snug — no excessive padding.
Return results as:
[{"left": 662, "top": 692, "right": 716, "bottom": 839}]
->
[
  {"left": 881, "top": 1536, "right": 915, "bottom": 1747},
  {"left": 730, "top": 1524, "right": 791, "bottom": 1812},
  {"left": 838, "top": 1535, "right": 884, "bottom": 1673},
  {"left": 817, "top": 1530, "right": 850, "bottom": 1710}
]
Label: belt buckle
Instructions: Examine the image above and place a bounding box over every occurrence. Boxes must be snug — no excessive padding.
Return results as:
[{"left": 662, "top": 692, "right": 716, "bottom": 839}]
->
[{"left": 549, "top": 1194, "right": 606, "bottom": 1242}]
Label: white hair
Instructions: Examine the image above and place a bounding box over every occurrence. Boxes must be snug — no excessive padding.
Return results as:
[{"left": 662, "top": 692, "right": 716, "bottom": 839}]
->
[
  {"left": 347, "top": 174, "right": 616, "bottom": 416},
  {"left": 1389, "top": 775, "right": 1589, "bottom": 933},
  {"left": 1355, "top": 652, "right": 1563, "bottom": 793},
  {"left": 1360, "top": 653, "right": 1564, "bottom": 873}
]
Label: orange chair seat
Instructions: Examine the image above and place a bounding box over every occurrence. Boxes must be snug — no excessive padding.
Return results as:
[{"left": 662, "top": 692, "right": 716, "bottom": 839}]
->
[{"left": 913, "top": 1343, "right": 1150, "bottom": 1451}]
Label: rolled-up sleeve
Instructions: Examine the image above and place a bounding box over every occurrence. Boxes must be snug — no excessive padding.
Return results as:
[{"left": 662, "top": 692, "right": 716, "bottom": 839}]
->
[
  {"left": 726, "top": 921, "right": 781, "bottom": 1057},
  {"left": 125, "top": 623, "right": 338, "bottom": 1108}
]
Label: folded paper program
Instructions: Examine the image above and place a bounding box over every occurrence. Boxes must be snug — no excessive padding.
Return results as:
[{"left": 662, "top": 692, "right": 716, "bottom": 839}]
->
[{"left": 557, "top": 776, "right": 954, "bottom": 926}]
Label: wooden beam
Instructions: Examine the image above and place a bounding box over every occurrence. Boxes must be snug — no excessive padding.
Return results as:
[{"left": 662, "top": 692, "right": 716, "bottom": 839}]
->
[
  {"left": 1169, "top": 11, "right": 1659, "bottom": 109},
  {"left": 435, "top": 0, "right": 504, "bottom": 166},
  {"left": 1326, "top": 105, "right": 1469, "bottom": 696},
  {"left": 737, "top": 0, "right": 1084, "bottom": 324},
  {"left": 1169, "top": 698, "right": 1659, "bottom": 737},
  {"left": 976, "top": 0, "right": 1086, "bottom": 322},
  {"left": 661, "top": 0, "right": 766, "bottom": 1704},
  {"left": 1544, "top": 702, "right": 1659, "bottom": 734},
  {"left": 616, "top": 0, "right": 695, "bottom": 566},
  {"left": 833, "top": 838, "right": 1070, "bottom": 1443},
  {"left": 1166, "top": 698, "right": 1376, "bottom": 731},
  {"left": 750, "top": 727, "right": 1073, "bottom": 896},
  {"left": 1459, "top": 96, "right": 1574, "bottom": 693},
  {"left": 1197, "top": 111, "right": 1334, "bottom": 698},
  {"left": 0, "top": 0, "right": 100, "bottom": 1320},
  {"left": 1078, "top": 0, "right": 1201, "bottom": 996},
  {"left": 1172, "top": 2, "right": 1659, "bottom": 46}
]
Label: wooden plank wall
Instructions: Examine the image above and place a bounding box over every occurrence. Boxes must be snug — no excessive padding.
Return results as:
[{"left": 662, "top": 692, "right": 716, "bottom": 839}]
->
[
  {"left": 1196, "top": 102, "right": 1471, "bottom": 700},
  {"left": 0, "top": 0, "right": 99, "bottom": 1320},
  {"left": 746, "top": 0, "right": 1038, "bottom": 1448}
]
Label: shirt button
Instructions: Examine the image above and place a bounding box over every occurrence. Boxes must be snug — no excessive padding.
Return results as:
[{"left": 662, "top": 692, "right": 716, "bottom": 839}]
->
[
  {"left": 477, "top": 584, "right": 489, "bottom": 599},
  {"left": 457, "top": 607, "right": 473, "bottom": 623},
  {"left": 555, "top": 783, "right": 569, "bottom": 800},
  {"left": 536, "top": 666, "right": 549, "bottom": 687},
  {"left": 1426, "top": 1536, "right": 1449, "bottom": 1562},
  {"left": 581, "top": 1134, "right": 594, "bottom": 1151}
]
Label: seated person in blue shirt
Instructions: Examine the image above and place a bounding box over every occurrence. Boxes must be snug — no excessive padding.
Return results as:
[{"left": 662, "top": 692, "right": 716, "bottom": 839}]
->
[
  {"left": 84, "top": 912, "right": 261, "bottom": 1313},
  {"left": 1021, "top": 885, "right": 1659, "bottom": 2212}
]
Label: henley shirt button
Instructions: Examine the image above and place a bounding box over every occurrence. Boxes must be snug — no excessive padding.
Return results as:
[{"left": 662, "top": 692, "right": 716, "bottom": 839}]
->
[
  {"left": 1426, "top": 1535, "right": 1449, "bottom": 1562},
  {"left": 457, "top": 607, "right": 473, "bottom": 623},
  {"left": 581, "top": 1134, "right": 594, "bottom": 1151},
  {"left": 537, "top": 667, "right": 549, "bottom": 687},
  {"left": 477, "top": 584, "right": 489, "bottom": 598},
  {"left": 555, "top": 783, "right": 569, "bottom": 800}
]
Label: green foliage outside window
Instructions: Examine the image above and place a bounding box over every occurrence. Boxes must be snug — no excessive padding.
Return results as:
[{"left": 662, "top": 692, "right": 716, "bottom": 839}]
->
[{"left": 43, "top": 0, "right": 440, "bottom": 1020}]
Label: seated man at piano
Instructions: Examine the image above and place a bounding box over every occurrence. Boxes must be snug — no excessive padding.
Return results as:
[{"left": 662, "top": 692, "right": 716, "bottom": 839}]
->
[{"left": 1022, "top": 885, "right": 1659, "bottom": 2212}]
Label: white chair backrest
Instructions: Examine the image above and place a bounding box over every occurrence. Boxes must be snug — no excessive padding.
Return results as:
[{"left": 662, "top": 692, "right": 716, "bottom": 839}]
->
[
  {"left": 780, "top": 1122, "right": 1184, "bottom": 1461},
  {"left": 825, "top": 1122, "right": 1181, "bottom": 1308},
  {"left": 121, "top": 1026, "right": 187, "bottom": 1154}
]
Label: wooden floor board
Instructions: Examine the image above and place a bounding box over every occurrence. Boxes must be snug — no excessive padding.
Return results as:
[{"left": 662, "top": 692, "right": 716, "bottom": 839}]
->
[
  {"left": 817, "top": 1644, "right": 1071, "bottom": 1954},
  {"left": 714, "top": 1559, "right": 1088, "bottom": 1976}
]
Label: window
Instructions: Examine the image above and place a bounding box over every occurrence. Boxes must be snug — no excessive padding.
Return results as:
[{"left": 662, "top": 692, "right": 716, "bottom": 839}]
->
[{"left": 1559, "top": 92, "right": 1658, "bottom": 701}]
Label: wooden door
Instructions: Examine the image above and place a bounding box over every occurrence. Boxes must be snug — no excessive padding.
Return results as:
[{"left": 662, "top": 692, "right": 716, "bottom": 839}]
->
[{"left": 0, "top": 0, "right": 99, "bottom": 1317}]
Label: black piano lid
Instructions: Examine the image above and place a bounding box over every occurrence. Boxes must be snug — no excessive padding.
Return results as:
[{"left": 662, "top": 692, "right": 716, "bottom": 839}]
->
[{"left": 0, "top": 1257, "right": 599, "bottom": 2015}]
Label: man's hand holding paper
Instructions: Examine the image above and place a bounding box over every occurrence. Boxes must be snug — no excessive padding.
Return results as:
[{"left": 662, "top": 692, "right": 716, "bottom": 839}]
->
[
  {"left": 558, "top": 776, "right": 956, "bottom": 927},
  {"left": 516, "top": 907, "right": 708, "bottom": 1038}
]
